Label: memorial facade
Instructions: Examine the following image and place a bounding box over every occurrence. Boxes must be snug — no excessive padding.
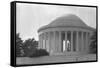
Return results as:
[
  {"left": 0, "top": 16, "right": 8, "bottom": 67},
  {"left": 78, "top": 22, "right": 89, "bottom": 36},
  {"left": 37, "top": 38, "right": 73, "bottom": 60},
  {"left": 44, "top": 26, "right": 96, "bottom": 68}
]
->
[{"left": 38, "top": 14, "right": 95, "bottom": 55}]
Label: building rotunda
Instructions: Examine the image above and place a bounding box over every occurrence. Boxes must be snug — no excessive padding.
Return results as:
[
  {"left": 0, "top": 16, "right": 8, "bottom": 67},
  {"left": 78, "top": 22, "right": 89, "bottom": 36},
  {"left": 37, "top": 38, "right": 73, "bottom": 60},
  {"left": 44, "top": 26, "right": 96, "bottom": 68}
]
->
[{"left": 38, "top": 14, "right": 95, "bottom": 55}]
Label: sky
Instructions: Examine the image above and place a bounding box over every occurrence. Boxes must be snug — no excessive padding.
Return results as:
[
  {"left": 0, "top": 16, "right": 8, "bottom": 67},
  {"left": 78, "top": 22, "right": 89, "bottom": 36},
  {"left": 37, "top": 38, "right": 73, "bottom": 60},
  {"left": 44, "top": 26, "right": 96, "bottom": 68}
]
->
[{"left": 16, "top": 3, "right": 96, "bottom": 41}]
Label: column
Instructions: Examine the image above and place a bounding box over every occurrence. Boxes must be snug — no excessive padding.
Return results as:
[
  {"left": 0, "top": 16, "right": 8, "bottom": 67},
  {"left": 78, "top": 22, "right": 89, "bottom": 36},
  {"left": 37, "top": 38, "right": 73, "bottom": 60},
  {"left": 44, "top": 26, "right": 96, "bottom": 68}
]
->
[
  {"left": 84, "top": 32, "right": 86, "bottom": 51},
  {"left": 38, "top": 34, "right": 40, "bottom": 48},
  {"left": 65, "top": 31, "right": 67, "bottom": 51},
  {"left": 76, "top": 31, "right": 79, "bottom": 51},
  {"left": 85, "top": 32, "right": 87, "bottom": 53},
  {"left": 41, "top": 34, "right": 43, "bottom": 49},
  {"left": 87, "top": 32, "right": 90, "bottom": 53},
  {"left": 84, "top": 32, "right": 87, "bottom": 52},
  {"left": 43, "top": 33, "right": 46, "bottom": 49},
  {"left": 46, "top": 32, "right": 49, "bottom": 52},
  {"left": 81, "top": 32, "right": 84, "bottom": 51},
  {"left": 50, "top": 32, "right": 53, "bottom": 53},
  {"left": 59, "top": 31, "right": 62, "bottom": 52},
  {"left": 39, "top": 34, "right": 41, "bottom": 49},
  {"left": 40, "top": 34, "right": 42, "bottom": 49},
  {"left": 54, "top": 31, "right": 56, "bottom": 52},
  {"left": 71, "top": 31, "right": 73, "bottom": 51},
  {"left": 48, "top": 32, "right": 50, "bottom": 52},
  {"left": 42, "top": 33, "right": 44, "bottom": 49},
  {"left": 44, "top": 33, "right": 47, "bottom": 50}
]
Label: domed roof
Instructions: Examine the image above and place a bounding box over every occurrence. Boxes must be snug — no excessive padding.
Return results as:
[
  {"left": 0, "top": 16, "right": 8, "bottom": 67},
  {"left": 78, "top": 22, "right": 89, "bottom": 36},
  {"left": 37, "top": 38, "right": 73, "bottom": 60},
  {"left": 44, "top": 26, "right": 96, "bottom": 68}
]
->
[{"left": 38, "top": 14, "right": 94, "bottom": 32}]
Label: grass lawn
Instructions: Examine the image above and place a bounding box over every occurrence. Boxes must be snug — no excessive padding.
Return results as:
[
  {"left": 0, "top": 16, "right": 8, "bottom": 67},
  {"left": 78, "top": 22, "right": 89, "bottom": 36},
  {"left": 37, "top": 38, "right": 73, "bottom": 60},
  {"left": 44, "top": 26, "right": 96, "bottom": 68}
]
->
[{"left": 16, "top": 54, "right": 96, "bottom": 65}]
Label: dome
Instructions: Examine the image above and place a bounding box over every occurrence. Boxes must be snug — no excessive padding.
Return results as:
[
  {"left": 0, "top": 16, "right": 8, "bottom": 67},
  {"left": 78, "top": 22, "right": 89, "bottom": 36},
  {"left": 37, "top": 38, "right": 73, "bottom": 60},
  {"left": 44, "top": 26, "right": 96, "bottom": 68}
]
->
[{"left": 38, "top": 14, "right": 94, "bottom": 32}]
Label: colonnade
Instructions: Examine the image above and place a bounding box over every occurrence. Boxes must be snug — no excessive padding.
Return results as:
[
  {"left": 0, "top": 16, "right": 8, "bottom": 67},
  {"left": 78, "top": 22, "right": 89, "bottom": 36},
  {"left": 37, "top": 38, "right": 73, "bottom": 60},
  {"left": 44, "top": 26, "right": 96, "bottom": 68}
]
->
[{"left": 39, "top": 31, "right": 90, "bottom": 54}]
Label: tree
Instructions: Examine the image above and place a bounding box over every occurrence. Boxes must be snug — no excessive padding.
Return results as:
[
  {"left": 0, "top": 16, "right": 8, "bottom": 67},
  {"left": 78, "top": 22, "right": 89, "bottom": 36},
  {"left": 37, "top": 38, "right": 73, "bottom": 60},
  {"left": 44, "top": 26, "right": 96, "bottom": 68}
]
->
[
  {"left": 90, "top": 31, "right": 97, "bottom": 54},
  {"left": 23, "top": 38, "right": 38, "bottom": 56},
  {"left": 16, "top": 33, "right": 24, "bottom": 57}
]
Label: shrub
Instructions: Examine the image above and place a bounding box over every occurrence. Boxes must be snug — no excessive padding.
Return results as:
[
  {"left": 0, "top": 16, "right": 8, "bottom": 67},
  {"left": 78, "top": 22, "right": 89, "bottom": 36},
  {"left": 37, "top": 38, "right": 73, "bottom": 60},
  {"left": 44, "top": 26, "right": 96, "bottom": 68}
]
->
[
  {"left": 29, "top": 49, "right": 49, "bottom": 57},
  {"left": 89, "top": 31, "right": 97, "bottom": 54}
]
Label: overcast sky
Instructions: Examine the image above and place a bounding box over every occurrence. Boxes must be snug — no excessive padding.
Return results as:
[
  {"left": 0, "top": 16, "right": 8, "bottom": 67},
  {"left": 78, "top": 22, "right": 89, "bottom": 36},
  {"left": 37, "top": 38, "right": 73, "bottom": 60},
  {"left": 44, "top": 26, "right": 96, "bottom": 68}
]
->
[{"left": 16, "top": 3, "right": 96, "bottom": 41}]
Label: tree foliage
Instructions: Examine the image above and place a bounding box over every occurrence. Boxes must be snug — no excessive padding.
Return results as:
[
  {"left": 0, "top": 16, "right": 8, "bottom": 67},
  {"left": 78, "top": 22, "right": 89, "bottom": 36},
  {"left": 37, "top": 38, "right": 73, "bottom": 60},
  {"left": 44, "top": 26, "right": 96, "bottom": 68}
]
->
[
  {"left": 23, "top": 38, "right": 38, "bottom": 56},
  {"left": 16, "top": 33, "right": 23, "bottom": 57},
  {"left": 16, "top": 33, "right": 49, "bottom": 57},
  {"left": 90, "top": 31, "right": 97, "bottom": 54}
]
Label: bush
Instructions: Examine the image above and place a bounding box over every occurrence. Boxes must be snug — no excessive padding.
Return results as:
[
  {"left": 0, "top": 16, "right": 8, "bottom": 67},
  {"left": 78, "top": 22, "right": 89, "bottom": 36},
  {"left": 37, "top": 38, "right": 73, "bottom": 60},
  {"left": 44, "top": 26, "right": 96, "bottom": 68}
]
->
[
  {"left": 89, "top": 31, "right": 97, "bottom": 54},
  {"left": 29, "top": 49, "right": 49, "bottom": 57}
]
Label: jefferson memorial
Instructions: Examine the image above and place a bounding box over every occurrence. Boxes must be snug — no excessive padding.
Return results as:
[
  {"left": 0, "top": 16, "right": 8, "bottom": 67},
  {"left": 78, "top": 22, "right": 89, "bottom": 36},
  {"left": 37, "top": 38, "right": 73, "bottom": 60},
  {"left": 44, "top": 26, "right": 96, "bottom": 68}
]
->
[{"left": 38, "top": 14, "right": 95, "bottom": 55}]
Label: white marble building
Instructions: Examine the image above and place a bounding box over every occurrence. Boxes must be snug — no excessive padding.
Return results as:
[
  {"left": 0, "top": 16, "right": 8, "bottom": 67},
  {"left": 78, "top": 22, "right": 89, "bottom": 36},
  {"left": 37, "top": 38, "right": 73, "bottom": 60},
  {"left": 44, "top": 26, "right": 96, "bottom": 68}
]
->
[{"left": 38, "top": 14, "right": 95, "bottom": 55}]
